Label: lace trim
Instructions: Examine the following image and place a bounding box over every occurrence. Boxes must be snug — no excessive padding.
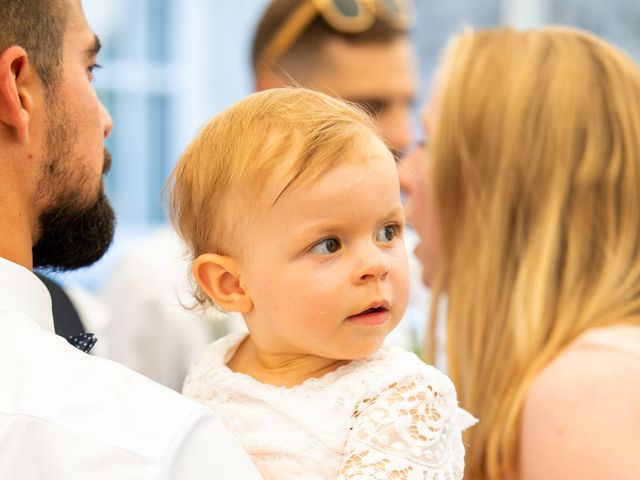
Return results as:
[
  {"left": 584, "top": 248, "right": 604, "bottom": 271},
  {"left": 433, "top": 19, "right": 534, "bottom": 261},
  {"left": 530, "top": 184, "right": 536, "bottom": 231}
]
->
[{"left": 185, "top": 331, "right": 398, "bottom": 394}]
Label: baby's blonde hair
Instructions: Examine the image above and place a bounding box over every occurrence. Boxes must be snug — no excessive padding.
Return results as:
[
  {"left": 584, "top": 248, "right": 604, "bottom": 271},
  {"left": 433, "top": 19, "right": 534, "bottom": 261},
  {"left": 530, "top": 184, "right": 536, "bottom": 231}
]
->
[
  {"left": 427, "top": 27, "right": 640, "bottom": 479},
  {"left": 168, "top": 87, "right": 379, "bottom": 307}
]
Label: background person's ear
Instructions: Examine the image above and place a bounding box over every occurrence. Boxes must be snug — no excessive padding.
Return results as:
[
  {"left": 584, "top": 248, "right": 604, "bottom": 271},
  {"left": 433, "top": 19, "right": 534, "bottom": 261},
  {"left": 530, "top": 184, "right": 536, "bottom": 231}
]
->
[
  {"left": 0, "top": 46, "right": 35, "bottom": 144},
  {"left": 193, "top": 254, "right": 253, "bottom": 313}
]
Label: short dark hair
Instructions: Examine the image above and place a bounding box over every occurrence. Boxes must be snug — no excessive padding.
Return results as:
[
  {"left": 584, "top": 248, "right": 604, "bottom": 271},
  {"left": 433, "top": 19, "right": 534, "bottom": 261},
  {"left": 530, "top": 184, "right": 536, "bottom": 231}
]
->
[
  {"left": 0, "top": 0, "right": 68, "bottom": 89},
  {"left": 251, "top": 0, "right": 407, "bottom": 76}
]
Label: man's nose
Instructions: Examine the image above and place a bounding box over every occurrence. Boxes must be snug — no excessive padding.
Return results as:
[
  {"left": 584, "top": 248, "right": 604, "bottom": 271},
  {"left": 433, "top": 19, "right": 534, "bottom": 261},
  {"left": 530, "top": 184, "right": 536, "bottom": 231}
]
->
[
  {"left": 398, "top": 143, "right": 424, "bottom": 194},
  {"left": 379, "top": 103, "right": 414, "bottom": 160}
]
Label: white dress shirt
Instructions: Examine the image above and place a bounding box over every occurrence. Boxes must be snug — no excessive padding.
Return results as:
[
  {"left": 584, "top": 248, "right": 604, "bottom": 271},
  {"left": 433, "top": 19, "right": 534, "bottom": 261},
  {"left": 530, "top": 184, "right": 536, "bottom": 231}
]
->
[{"left": 0, "top": 257, "right": 262, "bottom": 480}]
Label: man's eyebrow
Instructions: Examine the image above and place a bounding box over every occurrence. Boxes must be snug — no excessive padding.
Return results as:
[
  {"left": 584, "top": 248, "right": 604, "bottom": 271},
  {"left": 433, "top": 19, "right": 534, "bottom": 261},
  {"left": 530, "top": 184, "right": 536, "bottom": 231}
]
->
[
  {"left": 346, "top": 97, "right": 387, "bottom": 116},
  {"left": 86, "top": 35, "right": 102, "bottom": 59}
]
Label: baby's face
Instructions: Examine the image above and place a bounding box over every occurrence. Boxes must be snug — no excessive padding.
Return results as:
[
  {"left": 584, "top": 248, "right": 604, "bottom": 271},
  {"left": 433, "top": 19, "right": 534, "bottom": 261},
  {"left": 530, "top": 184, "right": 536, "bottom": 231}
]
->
[{"left": 238, "top": 134, "right": 410, "bottom": 360}]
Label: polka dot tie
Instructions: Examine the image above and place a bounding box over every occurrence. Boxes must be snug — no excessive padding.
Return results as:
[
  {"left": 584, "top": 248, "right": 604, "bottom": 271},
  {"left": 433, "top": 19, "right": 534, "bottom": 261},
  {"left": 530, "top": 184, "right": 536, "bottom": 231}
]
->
[{"left": 67, "top": 333, "right": 97, "bottom": 353}]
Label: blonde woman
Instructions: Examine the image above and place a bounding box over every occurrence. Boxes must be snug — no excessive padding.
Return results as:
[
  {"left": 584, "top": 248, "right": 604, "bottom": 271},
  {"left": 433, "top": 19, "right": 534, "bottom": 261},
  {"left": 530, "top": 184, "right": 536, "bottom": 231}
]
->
[{"left": 402, "top": 27, "right": 640, "bottom": 479}]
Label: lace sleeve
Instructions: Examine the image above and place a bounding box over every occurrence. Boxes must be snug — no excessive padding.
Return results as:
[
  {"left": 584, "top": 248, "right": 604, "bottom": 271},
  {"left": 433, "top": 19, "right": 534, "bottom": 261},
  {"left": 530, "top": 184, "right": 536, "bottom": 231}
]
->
[{"left": 337, "top": 377, "right": 466, "bottom": 480}]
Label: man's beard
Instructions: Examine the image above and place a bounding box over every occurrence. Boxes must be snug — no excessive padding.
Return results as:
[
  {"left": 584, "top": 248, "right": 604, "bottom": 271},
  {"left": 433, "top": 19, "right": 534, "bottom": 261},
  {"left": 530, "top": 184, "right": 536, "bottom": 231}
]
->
[
  {"left": 32, "top": 100, "right": 116, "bottom": 272},
  {"left": 32, "top": 186, "right": 116, "bottom": 271}
]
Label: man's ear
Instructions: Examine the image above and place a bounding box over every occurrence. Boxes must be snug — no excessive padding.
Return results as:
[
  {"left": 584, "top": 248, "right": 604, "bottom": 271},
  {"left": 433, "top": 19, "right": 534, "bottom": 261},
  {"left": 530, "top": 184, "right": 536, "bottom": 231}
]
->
[
  {"left": 193, "top": 254, "right": 253, "bottom": 313},
  {"left": 0, "top": 46, "right": 33, "bottom": 144}
]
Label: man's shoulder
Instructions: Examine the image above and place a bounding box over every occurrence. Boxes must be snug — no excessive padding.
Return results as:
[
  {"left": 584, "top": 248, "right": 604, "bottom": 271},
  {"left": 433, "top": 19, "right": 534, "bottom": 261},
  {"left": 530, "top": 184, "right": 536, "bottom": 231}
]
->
[{"left": 0, "top": 314, "right": 213, "bottom": 461}]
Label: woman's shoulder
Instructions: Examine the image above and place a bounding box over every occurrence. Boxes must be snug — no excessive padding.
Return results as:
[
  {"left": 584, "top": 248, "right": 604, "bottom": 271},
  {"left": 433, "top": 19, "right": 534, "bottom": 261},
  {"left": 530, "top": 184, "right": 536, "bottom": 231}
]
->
[
  {"left": 520, "top": 324, "right": 640, "bottom": 479},
  {"left": 572, "top": 323, "right": 640, "bottom": 356},
  {"left": 527, "top": 324, "right": 640, "bottom": 401}
]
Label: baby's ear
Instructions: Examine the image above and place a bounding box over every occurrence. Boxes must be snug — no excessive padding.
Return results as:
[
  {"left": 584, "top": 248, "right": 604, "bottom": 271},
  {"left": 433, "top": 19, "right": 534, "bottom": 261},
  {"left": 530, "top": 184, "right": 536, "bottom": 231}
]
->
[{"left": 193, "top": 254, "right": 253, "bottom": 313}]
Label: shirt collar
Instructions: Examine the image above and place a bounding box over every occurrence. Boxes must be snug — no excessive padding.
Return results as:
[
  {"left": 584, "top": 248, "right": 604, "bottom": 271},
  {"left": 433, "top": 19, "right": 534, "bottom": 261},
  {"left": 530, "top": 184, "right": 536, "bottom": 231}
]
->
[{"left": 0, "top": 257, "right": 54, "bottom": 333}]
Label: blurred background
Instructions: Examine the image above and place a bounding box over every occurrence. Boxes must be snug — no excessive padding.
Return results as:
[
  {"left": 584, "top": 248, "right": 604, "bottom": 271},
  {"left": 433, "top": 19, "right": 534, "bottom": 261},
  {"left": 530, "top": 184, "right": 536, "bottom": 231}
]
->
[{"left": 56, "top": 0, "right": 640, "bottom": 290}]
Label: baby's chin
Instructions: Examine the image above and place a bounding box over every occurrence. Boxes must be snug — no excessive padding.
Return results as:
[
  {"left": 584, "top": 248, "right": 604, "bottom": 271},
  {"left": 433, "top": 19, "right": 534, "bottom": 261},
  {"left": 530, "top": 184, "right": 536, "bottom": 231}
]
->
[{"left": 339, "top": 337, "right": 388, "bottom": 361}]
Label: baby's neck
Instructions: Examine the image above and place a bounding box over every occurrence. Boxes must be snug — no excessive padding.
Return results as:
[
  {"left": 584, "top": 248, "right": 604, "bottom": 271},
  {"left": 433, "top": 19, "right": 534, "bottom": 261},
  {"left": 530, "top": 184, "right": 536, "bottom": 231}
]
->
[{"left": 227, "top": 335, "right": 350, "bottom": 388}]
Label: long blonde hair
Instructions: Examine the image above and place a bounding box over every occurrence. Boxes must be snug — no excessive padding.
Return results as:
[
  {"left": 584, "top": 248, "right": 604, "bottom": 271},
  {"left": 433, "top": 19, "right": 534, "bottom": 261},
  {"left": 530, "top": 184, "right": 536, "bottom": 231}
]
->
[{"left": 427, "top": 27, "right": 640, "bottom": 478}]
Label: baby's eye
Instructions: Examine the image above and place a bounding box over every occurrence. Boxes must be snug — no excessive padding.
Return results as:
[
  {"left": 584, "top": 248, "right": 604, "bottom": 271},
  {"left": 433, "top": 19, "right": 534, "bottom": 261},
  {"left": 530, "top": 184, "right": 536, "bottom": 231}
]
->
[
  {"left": 310, "top": 237, "right": 341, "bottom": 255},
  {"left": 376, "top": 224, "right": 400, "bottom": 243}
]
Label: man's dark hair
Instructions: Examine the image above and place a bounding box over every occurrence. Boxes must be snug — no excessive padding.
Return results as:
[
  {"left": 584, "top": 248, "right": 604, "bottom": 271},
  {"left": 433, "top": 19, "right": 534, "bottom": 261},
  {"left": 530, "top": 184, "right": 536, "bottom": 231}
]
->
[
  {"left": 251, "top": 0, "right": 407, "bottom": 76},
  {"left": 0, "top": 0, "right": 68, "bottom": 89}
]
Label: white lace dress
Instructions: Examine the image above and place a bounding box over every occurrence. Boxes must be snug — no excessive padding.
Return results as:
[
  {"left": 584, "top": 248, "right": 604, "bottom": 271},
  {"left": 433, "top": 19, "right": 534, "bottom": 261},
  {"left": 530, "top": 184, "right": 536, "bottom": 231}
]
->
[{"left": 183, "top": 331, "right": 476, "bottom": 480}]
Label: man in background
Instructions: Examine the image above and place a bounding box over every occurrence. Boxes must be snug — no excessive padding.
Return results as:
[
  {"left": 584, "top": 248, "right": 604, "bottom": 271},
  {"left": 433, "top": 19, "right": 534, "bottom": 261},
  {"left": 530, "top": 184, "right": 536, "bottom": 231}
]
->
[
  {"left": 253, "top": 0, "right": 416, "bottom": 159},
  {"left": 102, "top": 0, "right": 427, "bottom": 390}
]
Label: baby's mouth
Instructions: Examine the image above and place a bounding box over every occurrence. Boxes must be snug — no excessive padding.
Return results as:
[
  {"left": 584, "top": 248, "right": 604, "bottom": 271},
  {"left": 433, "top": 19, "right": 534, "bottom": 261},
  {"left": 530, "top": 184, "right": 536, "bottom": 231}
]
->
[
  {"left": 347, "top": 301, "right": 390, "bottom": 325},
  {"left": 357, "top": 305, "right": 387, "bottom": 316}
]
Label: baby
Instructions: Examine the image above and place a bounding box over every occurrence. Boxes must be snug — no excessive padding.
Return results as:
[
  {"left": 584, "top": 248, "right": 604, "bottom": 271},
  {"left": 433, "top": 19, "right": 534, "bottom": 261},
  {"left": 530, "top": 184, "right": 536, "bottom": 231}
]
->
[{"left": 169, "top": 88, "right": 474, "bottom": 479}]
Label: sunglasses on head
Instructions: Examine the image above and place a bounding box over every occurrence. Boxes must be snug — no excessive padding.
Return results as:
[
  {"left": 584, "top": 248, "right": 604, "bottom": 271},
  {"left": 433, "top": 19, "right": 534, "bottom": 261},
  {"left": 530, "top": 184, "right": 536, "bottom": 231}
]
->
[{"left": 258, "top": 0, "right": 416, "bottom": 71}]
